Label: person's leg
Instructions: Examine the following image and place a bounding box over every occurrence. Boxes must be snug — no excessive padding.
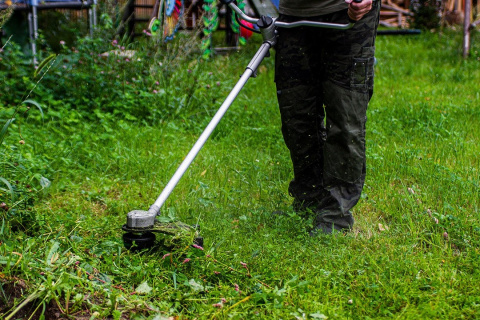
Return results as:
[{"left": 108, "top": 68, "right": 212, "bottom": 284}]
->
[
  {"left": 313, "top": 2, "right": 380, "bottom": 231},
  {"left": 275, "top": 19, "right": 328, "bottom": 213}
]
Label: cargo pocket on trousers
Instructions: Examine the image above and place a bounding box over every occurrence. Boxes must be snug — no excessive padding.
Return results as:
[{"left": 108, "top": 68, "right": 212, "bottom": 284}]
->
[{"left": 350, "top": 46, "right": 375, "bottom": 92}]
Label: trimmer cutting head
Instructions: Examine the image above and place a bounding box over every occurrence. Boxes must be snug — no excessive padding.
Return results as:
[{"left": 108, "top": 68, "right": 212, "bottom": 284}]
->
[
  {"left": 122, "top": 217, "right": 203, "bottom": 251},
  {"left": 122, "top": 231, "right": 156, "bottom": 251}
]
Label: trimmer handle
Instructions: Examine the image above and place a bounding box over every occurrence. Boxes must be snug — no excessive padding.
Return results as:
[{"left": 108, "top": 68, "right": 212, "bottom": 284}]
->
[
  {"left": 222, "top": 0, "right": 362, "bottom": 31},
  {"left": 221, "top": 0, "right": 371, "bottom": 46}
]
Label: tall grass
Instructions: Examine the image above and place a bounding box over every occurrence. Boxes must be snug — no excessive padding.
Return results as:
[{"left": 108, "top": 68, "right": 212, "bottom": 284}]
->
[{"left": 1, "top": 30, "right": 479, "bottom": 319}]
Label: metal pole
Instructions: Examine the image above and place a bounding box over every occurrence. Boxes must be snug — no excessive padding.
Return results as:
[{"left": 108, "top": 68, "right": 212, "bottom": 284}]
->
[
  {"left": 93, "top": 0, "right": 98, "bottom": 28},
  {"left": 148, "top": 42, "right": 272, "bottom": 215},
  {"left": 29, "top": 0, "right": 39, "bottom": 65},
  {"left": 89, "top": 6, "right": 93, "bottom": 37},
  {"left": 88, "top": 0, "right": 98, "bottom": 36},
  {"left": 463, "top": 0, "right": 471, "bottom": 58},
  {"left": 275, "top": 20, "right": 354, "bottom": 30}
]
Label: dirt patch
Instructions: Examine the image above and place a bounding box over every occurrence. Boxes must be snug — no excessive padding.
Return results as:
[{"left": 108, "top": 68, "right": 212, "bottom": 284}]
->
[
  {"left": 1, "top": 278, "right": 38, "bottom": 319},
  {"left": 0, "top": 278, "right": 93, "bottom": 320}
]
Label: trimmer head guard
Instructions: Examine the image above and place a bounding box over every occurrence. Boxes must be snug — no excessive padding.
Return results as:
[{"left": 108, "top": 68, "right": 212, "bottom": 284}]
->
[{"left": 126, "top": 209, "right": 157, "bottom": 228}]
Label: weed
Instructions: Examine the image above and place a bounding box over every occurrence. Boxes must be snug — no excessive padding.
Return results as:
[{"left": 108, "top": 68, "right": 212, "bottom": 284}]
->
[{"left": 0, "top": 50, "right": 54, "bottom": 234}]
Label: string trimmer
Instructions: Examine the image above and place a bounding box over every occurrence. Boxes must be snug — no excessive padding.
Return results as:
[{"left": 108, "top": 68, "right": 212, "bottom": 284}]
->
[{"left": 122, "top": 0, "right": 362, "bottom": 250}]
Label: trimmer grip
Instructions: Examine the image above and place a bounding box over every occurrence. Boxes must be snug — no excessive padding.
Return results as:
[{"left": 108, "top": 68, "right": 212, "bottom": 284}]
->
[{"left": 348, "top": 0, "right": 366, "bottom": 23}]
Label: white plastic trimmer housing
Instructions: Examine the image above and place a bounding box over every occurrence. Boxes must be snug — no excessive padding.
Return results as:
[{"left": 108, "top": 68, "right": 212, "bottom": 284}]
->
[{"left": 126, "top": 205, "right": 160, "bottom": 228}]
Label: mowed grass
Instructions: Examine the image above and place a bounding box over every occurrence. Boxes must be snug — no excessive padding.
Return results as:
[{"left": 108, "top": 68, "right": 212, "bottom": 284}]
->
[{"left": 1, "top": 30, "right": 479, "bottom": 319}]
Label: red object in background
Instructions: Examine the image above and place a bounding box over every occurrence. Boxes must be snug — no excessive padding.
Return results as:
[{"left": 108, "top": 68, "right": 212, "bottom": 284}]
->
[{"left": 239, "top": 20, "right": 254, "bottom": 39}]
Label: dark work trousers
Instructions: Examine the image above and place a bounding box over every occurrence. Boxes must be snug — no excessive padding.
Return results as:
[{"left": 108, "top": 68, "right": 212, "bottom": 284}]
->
[{"left": 275, "top": 2, "right": 380, "bottom": 230}]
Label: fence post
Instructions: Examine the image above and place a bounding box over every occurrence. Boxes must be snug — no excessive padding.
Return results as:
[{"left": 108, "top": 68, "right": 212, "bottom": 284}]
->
[
  {"left": 463, "top": 0, "right": 471, "bottom": 58},
  {"left": 28, "top": 0, "right": 38, "bottom": 65}
]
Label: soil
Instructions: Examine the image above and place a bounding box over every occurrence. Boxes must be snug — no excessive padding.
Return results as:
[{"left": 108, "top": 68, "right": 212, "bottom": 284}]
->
[{"left": 0, "top": 278, "right": 92, "bottom": 319}]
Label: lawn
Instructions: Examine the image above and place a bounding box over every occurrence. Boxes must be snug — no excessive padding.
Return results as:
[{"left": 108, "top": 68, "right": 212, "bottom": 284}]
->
[{"left": 1, "top": 29, "right": 479, "bottom": 319}]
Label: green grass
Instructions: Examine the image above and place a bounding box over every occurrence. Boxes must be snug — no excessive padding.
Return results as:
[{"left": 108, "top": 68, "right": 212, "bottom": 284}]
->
[{"left": 1, "top": 30, "right": 480, "bottom": 319}]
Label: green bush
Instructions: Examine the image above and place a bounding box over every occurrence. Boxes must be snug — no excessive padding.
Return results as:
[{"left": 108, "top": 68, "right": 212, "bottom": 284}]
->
[
  {"left": 1, "top": 32, "right": 224, "bottom": 122},
  {"left": 37, "top": 11, "right": 87, "bottom": 53},
  {"left": 410, "top": 0, "right": 442, "bottom": 30}
]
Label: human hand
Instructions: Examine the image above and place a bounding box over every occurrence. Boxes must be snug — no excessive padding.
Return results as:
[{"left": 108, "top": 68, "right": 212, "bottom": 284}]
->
[{"left": 345, "top": 0, "right": 373, "bottom": 21}]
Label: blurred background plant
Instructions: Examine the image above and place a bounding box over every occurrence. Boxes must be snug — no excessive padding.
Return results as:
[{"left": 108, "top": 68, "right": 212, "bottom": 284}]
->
[
  {"left": 410, "top": 0, "right": 442, "bottom": 30},
  {"left": 0, "top": 39, "right": 55, "bottom": 234},
  {"left": 1, "top": 9, "right": 214, "bottom": 121}
]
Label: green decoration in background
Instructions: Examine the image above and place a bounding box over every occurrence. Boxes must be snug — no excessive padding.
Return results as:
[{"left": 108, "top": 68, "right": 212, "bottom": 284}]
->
[
  {"left": 201, "top": 0, "right": 247, "bottom": 59},
  {"left": 149, "top": 18, "right": 163, "bottom": 36},
  {"left": 164, "top": 0, "right": 184, "bottom": 41},
  {"left": 201, "top": 0, "right": 219, "bottom": 59},
  {"left": 231, "top": 0, "right": 247, "bottom": 46}
]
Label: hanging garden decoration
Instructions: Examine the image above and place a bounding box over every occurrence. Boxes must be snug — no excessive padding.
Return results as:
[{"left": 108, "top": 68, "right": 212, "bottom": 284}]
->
[
  {"left": 163, "top": 0, "right": 184, "bottom": 41},
  {"left": 148, "top": 0, "right": 249, "bottom": 56},
  {"left": 148, "top": 0, "right": 163, "bottom": 37},
  {"left": 230, "top": 0, "right": 247, "bottom": 45},
  {"left": 201, "top": 0, "right": 218, "bottom": 59},
  {"left": 148, "top": 0, "right": 184, "bottom": 41},
  {"left": 201, "top": 0, "right": 248, "bottom": 59}
]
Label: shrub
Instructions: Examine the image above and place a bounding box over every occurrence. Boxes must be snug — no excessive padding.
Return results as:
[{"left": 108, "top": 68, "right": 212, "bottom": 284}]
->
[
  {"left": 410, "top": 0, "right": 442, "bottom": 30},
  {"left": 1, "top": 24, "right": 222, "bottom": 123}
]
